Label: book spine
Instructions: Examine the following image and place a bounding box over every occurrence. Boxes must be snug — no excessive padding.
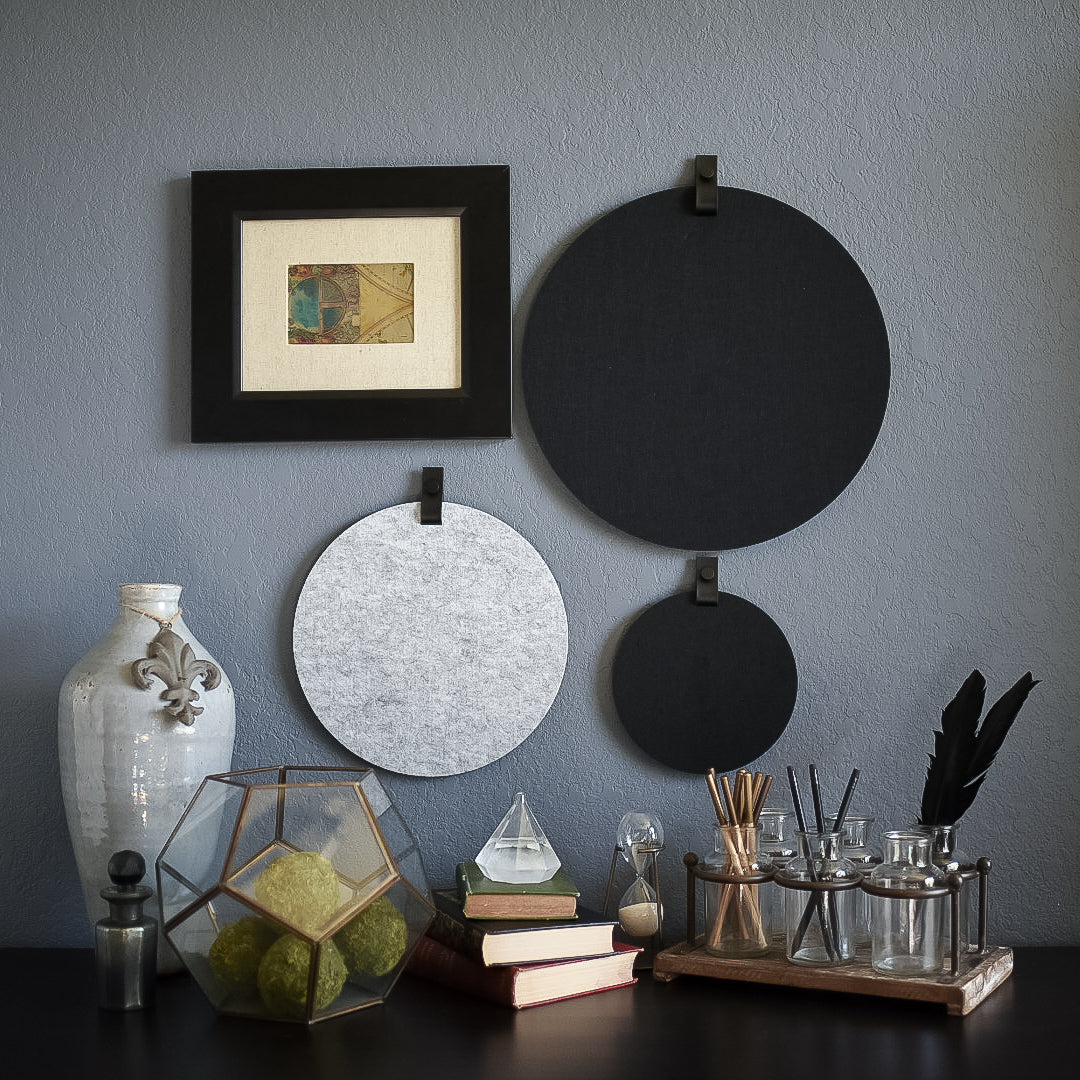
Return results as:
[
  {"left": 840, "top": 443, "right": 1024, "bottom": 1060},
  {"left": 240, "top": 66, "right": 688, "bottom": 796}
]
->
[
  {"left": 455, "top": 860, "right": 471, "bottom": 902},
  {"left": 406, "top": 936, "right": 518, "bottom": 1006},
  {"left": 425, "top": 906, "right": 487, "bottom": 959}
]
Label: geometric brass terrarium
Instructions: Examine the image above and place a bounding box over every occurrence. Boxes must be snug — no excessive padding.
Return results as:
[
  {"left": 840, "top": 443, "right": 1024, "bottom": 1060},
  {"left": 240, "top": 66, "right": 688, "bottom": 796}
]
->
[{"left": 156, "top": 765, "right": 434, "bottom": 1023}]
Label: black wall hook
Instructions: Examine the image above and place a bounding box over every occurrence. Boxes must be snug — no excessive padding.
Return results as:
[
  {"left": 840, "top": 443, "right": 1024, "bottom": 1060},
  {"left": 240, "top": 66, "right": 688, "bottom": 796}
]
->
[
  {"left": 420, "top": 466, "right": 443, "bottom": 524},
  {"left": 695, "top": 555, "right": 719, "bottom": 604},
  {"left": 694, "top": 155, "right": 718, "bottom": 215}
]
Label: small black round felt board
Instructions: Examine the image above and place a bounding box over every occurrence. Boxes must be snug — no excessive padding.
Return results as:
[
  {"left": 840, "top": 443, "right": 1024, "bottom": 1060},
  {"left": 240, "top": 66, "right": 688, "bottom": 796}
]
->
[
  {"left": 611, "top": 590, "right": 797, "bottom": 773},
  {"left": 524, "top": 185, "right": 890, "bottom": 550}
]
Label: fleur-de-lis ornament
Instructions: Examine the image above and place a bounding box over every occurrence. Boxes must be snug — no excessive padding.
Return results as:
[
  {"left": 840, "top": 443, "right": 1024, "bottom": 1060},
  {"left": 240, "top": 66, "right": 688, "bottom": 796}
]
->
[{"left": 131, "top": 626, "right": 222, "bottom": 726}]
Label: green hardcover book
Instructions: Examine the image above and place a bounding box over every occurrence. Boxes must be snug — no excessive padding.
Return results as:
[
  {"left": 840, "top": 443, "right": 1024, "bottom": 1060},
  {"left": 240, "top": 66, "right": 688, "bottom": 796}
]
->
[
  {"left": 428, "top": 889, "right": 615, "bottom": 966},
  {"left": 455, "top": 861, "right": 580, "bottom": 919}
]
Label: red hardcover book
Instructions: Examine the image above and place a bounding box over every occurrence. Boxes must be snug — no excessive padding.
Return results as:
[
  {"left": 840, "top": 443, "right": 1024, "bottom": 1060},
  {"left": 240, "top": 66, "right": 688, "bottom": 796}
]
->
[{"left": 406, "top": 935, "right": 640, "bottom": 1009}]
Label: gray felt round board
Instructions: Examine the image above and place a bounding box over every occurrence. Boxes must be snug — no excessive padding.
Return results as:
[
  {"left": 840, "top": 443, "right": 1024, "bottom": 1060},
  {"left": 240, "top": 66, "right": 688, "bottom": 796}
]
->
[{"left": 293, "top": 501, "right": 569, "bottom": 777}]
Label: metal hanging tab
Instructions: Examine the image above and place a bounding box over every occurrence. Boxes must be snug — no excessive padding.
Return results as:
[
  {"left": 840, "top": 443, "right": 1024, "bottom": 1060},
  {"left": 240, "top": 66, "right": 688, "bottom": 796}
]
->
[
  {"left": 420, "top": 466, "right": 443, "bottom": 524},
  {"left": 695, "top": 556, "right": 719, "bottom": 604},
  {"left": 695, "top": 155, "right": 718, "bottom": 215}
]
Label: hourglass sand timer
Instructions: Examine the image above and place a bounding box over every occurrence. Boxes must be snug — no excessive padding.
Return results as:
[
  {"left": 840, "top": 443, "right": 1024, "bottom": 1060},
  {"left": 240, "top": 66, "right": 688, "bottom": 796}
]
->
[{"left": 604, "top": 811, "right": 665, "bottom": 966}]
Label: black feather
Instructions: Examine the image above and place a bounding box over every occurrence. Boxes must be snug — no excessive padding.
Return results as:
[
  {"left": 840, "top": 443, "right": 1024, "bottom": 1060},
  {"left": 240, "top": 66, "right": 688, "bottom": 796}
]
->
[
  {"left": 967, "top": 672, "right": 1038, "bottom": 783},
  {"left": 918, "top": 670, "right": 1037, "bottom": 827},
  {"left": 919, "top": 670, "right": 984, "bottom": 828}
]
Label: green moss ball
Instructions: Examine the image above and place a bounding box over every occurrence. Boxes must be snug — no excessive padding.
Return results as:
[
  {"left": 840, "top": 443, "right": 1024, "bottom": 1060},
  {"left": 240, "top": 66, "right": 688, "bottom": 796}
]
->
[
  {"left": 334, "top": 896, "right": 408, "bottom": 977},
  {"left": 254, "top": 851, "right": 340, "bottom": 934},
  {"left": 256, "top": 934, "right": 347, "bottom": 1020},
  {"left": 208, "top": 916, "right": 280, "bottom": 993}
]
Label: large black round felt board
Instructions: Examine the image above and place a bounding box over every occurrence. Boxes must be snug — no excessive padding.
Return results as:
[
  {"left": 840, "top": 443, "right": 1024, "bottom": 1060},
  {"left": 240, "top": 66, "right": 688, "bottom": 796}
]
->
[
  {"left": 612, "top": 591, "right": 797, "bottom": 773},
  {"left": 524, "top": 185, "right": 890, "bottom": 550}
]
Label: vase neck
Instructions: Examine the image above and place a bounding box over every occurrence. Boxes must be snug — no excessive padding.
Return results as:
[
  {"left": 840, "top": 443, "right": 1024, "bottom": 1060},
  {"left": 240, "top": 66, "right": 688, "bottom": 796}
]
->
[
  {"left": 118, "top": 584, "right": 183, "bottom": 625},
  {"left": 918, "top": 822, "right": 961, "bottom": 855},
  {"left": 797, "top": 830, "right": 841, "bottom": 860},
  {"left": 883, "top": 830, "right": 931, "bottom": 866},
  {"left": 714, "top": 822, "right": 760, "bottom": 847},
  {"left": 758, "top": 808, "right": 792, "bottom": 844},
  {"left": 830, "top": 815, "right": 872, "bottom": 845}
]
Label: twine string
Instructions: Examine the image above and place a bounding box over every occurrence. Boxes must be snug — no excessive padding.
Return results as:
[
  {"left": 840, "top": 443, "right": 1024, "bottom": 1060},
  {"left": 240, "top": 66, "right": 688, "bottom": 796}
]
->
[{"left": 122, "top": 603, "right": 183, "bottom": 631}]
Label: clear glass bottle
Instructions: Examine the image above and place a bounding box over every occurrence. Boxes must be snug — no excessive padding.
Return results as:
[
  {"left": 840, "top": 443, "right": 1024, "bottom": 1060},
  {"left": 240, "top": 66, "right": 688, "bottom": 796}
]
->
[
  {"left": 778, "top": 830, "right": 859, "bottom": 966},
  {"left": 916, "top": 823, "right": 974, "bottom": 954},
  {"left": 830, "top": 814, "right": 882, "bottom": 945},
  {"left": 702, "top": 824, "right": 772, "bottom": 957},
  {"left": 868, "top": 831, "right": 947, "bottom": 976},
  {"left": 758, "top": 808, "right": 797, "bottom": 945}
]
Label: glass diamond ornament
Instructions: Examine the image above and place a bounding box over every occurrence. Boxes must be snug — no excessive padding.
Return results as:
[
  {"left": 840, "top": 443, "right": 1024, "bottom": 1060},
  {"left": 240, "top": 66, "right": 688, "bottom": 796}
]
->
[
  {"left": 156, "top": 765, "right": 434, "bottom": 1023},
  {"left": 475, "top": 792, "right": 561, "bottom": 883}
]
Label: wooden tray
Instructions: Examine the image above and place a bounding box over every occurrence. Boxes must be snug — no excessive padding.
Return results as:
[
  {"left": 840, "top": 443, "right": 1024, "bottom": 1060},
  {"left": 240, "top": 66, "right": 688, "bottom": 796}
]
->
[{"left": 653, "top": 939, "right": 1013, "bottom": 1016}]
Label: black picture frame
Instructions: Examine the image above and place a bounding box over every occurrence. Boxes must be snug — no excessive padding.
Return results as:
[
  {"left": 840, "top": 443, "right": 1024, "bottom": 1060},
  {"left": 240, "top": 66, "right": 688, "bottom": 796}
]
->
[{"left": 190, "top": 165, "right": 511, "bottom": 441}]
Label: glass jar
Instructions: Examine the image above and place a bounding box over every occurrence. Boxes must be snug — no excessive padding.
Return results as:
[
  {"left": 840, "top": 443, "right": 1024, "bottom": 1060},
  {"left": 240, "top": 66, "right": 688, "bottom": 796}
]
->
[
  {"left": 830, "top": 814, "right": 882, "bottom": 945},
  {"left": 916, "top": 823, "right": 975, "bottom": 953},
  {"left": 702, "top": 824, "right": 772, "bottom": 957},
  {"left": 776, "top": 830, "right": 859, "bottom": 966},
  {"left": 867, "top": 831, "right": 947, "bottom": 976},
  {"left": 758, "top": 808, "right": 797, "bottom": 944}
]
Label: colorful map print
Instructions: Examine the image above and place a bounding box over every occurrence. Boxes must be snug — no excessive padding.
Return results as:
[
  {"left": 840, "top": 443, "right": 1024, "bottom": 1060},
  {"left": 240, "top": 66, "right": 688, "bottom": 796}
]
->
[{"left": 288, "top": 263, "right": 415, "bottom": 344}]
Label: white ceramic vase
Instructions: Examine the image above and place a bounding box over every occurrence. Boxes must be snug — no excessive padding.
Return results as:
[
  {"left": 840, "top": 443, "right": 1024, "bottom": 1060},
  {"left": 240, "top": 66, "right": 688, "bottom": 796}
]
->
[{"left": 58, "top": 583, "right": 235, "bottom": 973}]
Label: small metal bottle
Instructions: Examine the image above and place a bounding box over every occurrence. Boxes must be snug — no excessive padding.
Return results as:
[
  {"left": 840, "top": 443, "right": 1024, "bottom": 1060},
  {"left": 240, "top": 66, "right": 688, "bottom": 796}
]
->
[{"left": 95, "top": 850, "right": 157, "bottom": 1010}]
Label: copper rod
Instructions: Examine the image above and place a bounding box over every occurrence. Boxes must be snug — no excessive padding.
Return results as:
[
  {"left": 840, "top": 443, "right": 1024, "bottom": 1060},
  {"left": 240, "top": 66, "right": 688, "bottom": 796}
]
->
[
  {"left": 705, "top": 768, "right": 727, "bottom": 826},
  {"left": 736, "top": 769, "right": 752, "bottom": 823},
  {"left": 752, "top": 773, "right": 774, "bottom": 823},
  {"left": 719, "top": 773, "right": 739, "bottom": 826}
]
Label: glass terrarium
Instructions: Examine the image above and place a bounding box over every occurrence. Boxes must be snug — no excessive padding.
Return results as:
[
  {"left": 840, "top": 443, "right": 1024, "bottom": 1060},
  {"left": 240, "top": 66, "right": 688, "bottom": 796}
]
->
[{"left": 156, "top": 765, "right": 434, "bottom": 1024}]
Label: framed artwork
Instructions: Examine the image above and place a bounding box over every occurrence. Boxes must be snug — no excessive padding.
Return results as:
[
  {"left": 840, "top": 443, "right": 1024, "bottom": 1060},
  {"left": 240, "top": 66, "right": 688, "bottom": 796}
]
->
[{"left": 190, "top": 165, "right": 511, "bottom": 441}]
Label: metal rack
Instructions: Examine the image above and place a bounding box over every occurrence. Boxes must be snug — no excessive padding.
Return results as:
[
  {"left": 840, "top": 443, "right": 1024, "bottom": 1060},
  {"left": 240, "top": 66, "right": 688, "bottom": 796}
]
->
[{"left": 653, "top": 852, "right": 1010, "bottom": 1015}]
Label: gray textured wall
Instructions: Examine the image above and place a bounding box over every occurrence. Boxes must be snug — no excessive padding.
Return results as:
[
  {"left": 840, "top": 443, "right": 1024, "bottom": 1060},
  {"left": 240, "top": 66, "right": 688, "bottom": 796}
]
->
[{"left": 2, "top": 0, "right": 1077, "bottom": 947}]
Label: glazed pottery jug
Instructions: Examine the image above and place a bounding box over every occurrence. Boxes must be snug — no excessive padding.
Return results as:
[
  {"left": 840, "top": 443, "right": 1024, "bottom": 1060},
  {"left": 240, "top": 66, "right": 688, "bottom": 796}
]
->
[{"left": 58, "top": 584, "right": 235, "bottom": 972}]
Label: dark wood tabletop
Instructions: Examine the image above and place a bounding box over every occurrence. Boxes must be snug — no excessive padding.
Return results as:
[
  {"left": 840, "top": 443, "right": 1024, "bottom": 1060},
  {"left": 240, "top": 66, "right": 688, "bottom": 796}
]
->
[{"left": 4, "top": 947, "right": 1074, "bottom": 1079}]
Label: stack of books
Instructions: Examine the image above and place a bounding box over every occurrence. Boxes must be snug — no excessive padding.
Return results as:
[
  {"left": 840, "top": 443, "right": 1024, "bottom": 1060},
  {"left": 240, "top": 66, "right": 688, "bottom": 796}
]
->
[{"left": 407, "top": 860, "right": 640, "bottom": 1008}]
